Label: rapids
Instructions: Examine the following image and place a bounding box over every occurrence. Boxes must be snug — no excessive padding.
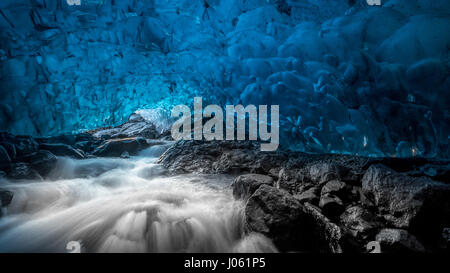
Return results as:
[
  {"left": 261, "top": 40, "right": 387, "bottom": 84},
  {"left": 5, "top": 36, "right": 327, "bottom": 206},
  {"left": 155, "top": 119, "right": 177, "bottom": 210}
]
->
[{"left": 0, "top": 146, "right": 277, "bottom": 253}]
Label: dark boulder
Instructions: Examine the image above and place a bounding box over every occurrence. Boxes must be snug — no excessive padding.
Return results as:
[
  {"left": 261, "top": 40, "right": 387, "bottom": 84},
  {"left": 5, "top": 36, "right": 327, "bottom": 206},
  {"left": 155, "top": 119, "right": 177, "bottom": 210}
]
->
[
  {"left": 362, "top": 164, "right": 450, "bottom": 245},
  {"left": 74, "top": 141, "right": 94, "bottom": 153},
  {"left": 21, "top": 150, "right": 57, "bottom": 177},
  {"left": 0, "top": 145, "right": 11, "bottom": 167},
  {"left": 440, "top": 228, "right": 450, "bottom": 251},
  {"left": 308, "top": 162, "right": 345, "bottom": 185},
  {"left": 39, "top": 143, "right": 85, "bottom": 159},
  {"left": 10, "top": 136, "right": 39, "bottom": 158},
  {"left": 0, "top": 142, "right": 16, "bottom": 161},
  {"left": 319, "top": 194, "right": 344, "bottom": 219},
  {"left": 36, "top": 134, "right": 77, "bottom": 146},
  {"left": 375, "top": 229, "right": 425, "bottom": 253},
  {"left": 245, "top": 184, "right": 343, "bottom": 252},
  {"left": 0, "top": 191, "right": 13, "bottom": 207},
  {"left": 277, "top": 168, "right": 309, "bottom": 194},
  {"left": 340, "top": 205, "right": 381, "bottom": 242},
  {"left": 8, "top": 162, "right": 42, "bottom": 180},
  {"left": 232, "top": 174, "right": 273, "bottom": 199},
  {"left": 294, "top": 186, "right": 320, "bottom": 204},
  {"left": 321, "top": 180, "right": 347, "bottom": 198},
  {"left": 93, "top": 137, "right": 150, "bottom": 157},
  {"left": 301, "top": 203, "right": 343, "bottom": 253},
  {"left": 91, "top": 113, "right": 163, "bottom": 140},
  {"left": 245, "top": 184, "right": 306, "bottom": 251}
]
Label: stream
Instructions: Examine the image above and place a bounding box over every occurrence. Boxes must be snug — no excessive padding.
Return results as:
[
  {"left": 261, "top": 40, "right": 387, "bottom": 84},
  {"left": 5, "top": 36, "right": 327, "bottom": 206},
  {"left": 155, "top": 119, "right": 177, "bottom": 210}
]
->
[{"left": 0, "top": 145, "right": 277, "bottom": 253}]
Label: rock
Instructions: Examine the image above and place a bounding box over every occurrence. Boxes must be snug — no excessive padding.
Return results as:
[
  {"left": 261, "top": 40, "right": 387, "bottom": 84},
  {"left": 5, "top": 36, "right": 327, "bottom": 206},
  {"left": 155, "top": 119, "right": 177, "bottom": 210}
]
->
[
  {"left": 0, "top": 145, "right": 11, "bottom": 167},
  {"left": 0, "top": 142, "right": 16, "bottom": 160},
  {"left": 308, "top": 162, "right": 343, "bottom": 185},
  {"left": 93, "top": 137, "right": 150, "bottom": 157},
  {"left": 21, "top": 150, "right": 57, "bottom": 177},
  {"left": 319, "top": 194, "right": 344, "bottom": 219},
  {"left": 37, "top": 134, "right": 77, "bottom": 146},
  {"left": 74, "top": 141, "right": 93, "bottom": 152},
  {"left": 115, "top": 120, "right": 159, "bottom": 139},
  {"left": 321, "top": 180, "right": 347, "bottom": 197},
  {"left": 375, "top": 229, "right": 426, "bottom": 253},
  {"left": 362, "top": 164, "right": 450, "bottom": 245},
  {"left": 91, "top": 113, "right": 162, "bottom": 140},
  {"left": 8, "top": 162, "right": 42, "bottom": 180},
  {"left": 92, "top": 128, "right": 121, "bottom": 139},
  {"left": 245, "top": 184, "right": 342, "bottom": 252},
  {"left": 294, "top": 186, "right": 320, "bottom": 204},
  {"left": 244, "top": 184, "right": 306, "bottom": 251},
  {"left": 340, "top": 205, "right": 381, "bottom": 241},
  {"left": 277, "top": 167, "right": 308, "bottom": 194},
  {"left": 120, "top": 151, "right": 130, "bottom": 159},
  {"left": 159, "top": 140, "right": 287, "bottom": 174},
  {"left": 10, "top": 136, "right": 39, "bottom": 158},
  {"left": 302, "top": 203, "right": 343, "bottom": 253},
  {"left": 0, "top": 191, "right": 13, "bottom": 207},
  {"left": 440, "top": 228, "right": 450, "bottom": 250},
  {"left": 39, "top": 143, "right": 85, "bottom": 159},
  {"left": 232, "top": 174, "right": 273, "bottom": 199}
]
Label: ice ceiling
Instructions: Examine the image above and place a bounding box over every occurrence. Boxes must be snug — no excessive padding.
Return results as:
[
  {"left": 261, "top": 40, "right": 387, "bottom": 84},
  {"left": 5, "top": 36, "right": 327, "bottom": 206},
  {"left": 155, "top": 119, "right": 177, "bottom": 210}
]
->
[{"left": 0, "top": 0, "right": 449, "bottom": 158}]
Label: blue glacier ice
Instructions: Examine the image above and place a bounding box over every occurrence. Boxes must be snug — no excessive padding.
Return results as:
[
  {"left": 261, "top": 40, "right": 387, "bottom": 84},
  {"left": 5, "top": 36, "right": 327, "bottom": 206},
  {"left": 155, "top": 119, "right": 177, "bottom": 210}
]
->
[{"left": 0, "top": 0, "right": 449, "bottom": 158}]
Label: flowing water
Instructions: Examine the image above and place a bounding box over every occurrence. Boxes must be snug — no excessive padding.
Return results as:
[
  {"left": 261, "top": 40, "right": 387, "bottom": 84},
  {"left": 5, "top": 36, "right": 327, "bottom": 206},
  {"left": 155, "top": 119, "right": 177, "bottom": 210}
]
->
[{"left": 0, "top": 145, "right": 277, "bottom": 253}]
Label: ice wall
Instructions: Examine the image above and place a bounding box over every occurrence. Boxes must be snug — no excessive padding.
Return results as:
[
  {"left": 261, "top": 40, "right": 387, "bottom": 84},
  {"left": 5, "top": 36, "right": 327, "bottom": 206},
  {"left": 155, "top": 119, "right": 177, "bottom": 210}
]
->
[{"left": 0, "top": 0, "right": 449, "bottom": 158}]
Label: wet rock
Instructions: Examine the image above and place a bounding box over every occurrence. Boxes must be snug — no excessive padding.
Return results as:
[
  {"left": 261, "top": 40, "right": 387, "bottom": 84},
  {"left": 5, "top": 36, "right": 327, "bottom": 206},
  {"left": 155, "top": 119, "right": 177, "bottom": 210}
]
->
[
  {"left": 362, "top": 164, "right": 450, "bottom": 245},
  {"left": 8, "top": 162, "right": 42, "bottom": 180},
  {"left": 245, "top": 184, "right": 343, "bottom": 252},
  {"left": 0, "top": 191, "right": 13, "bottom": 207},
  {"left": 308, "top": 162, "right": 343, "bottom": 185},
  {"left": 440, "top": 228, "right": 450, "bottom": 250},
  {"left": 92, "top": 113, "right": 163, "bottom": 140},
  {"left": 36, "top": 134, "right": 77, "bottom": 146},
  {"left": 21, "top": 150, "right": 57, "bottom": 177},
  {"left": 294, "top": 186, "right": 320, "bottom": 204},
  {"left": 0, "top": 142, "right": 16, "bottom": 161},
  {"left": 93, "top": 137, "right": 150, "bottom": 157},
  {"left": 115, "top": 120, "right": 160, "bottom": 139},
  {"left": 39, "top": 143, "right": 85, "bottom": 159},
  {"left": 321, "top": 180, "right": 347, "bottom": 197},
  {"left": 340, "top": 205, "right": 381, "bottom": 241},
  {"left": 74, "top": 141, "right": 94, "bottom": 153},
  {"left": 376, "top": 229, "right": 425, "bottom": 253},
  {"left": 319, "top": 194, "right": 344, "bottom": 219},
  {"left": 159, "top": 140, "right": 287, "bottom": 174},
  {"left": 302, "top": 203, "right": 343, "bottom": 253},
  {"left": 245, "top": 184, "right": 305, "bottom": 251},
  {"left": 120, "top": 151, "right": 130, "bottom": 159},
  {"left": 10, "top": 136, "right": 39, "bottom": 158},
  {"left": 277, "top": 167, "right": 308, "bottom": 193},
  {"left": 0, "top": 145, "right": 11, "bottom": 167},
  {"left": 232, "top": 174, "right": 273, "bottom": 199}
]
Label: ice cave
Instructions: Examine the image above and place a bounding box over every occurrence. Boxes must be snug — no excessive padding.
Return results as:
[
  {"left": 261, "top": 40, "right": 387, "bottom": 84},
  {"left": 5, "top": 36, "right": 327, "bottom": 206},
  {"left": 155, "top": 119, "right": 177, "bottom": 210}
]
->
[{"left": 0, "top": 0, "right": 449, "bottom": 254}]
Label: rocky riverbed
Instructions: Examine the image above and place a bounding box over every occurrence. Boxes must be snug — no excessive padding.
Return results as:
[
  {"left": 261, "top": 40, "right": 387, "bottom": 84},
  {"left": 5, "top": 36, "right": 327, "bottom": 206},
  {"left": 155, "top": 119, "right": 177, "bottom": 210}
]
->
[{"left": 1, "top": 113, "right": 449, "bottom": 253}]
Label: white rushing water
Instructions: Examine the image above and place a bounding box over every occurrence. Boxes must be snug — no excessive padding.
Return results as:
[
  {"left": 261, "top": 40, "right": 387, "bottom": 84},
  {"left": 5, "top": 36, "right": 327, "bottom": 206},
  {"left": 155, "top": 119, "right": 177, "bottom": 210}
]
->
[{"left": 0, "top": 146, "right": 277, "bottom": 253}]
